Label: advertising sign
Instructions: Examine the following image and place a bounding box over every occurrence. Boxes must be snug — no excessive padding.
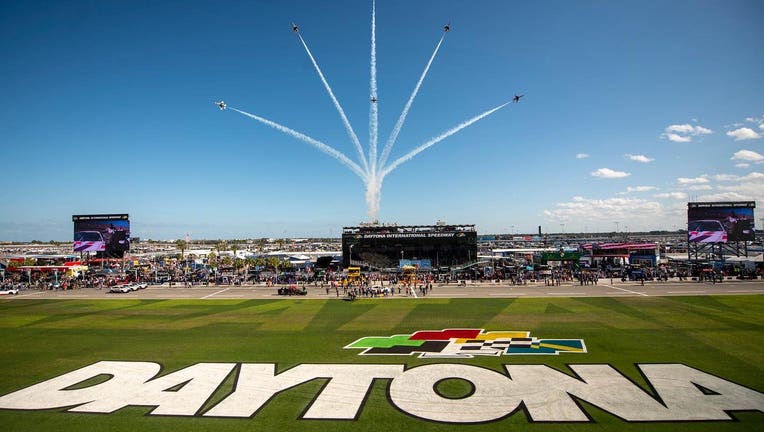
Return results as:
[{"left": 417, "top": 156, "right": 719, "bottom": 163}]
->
[
  {"left": 72, "top": 214, "right": 130, "bottom": 254},
  {"left": 687, "top": 202, "right": 755, "bottom": 243}
]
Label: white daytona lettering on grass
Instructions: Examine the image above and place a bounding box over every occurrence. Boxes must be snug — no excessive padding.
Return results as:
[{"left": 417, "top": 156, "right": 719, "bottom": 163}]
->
[
  {"left": 0, "top": 362, "right": 761, "bottom": 423},
  {"left": 0, "top": 361, "right": 235, "bottom": 416},
  {"left": 389, "top": 364, "right": 522, "bottom": 422},
  {"left": 204, "top": 363, "right": 404, "bottom": 419}
]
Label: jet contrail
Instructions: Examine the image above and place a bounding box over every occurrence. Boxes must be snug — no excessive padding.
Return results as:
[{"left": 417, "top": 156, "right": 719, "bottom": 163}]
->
[
  {"left": 378, "top": 33, "right": 446, "bottom": 170},
  {"left": 368, "top": 0, "right": 379, "bottom": 176},
  {"left": 380, "top": 101, "right": 511, "bottom": 178},
  {"left": 221, "top": 4, "right": 513, "bottom": 222},
  {"left": 296, "top": 33, "right": 370, "bottom": 176},
  {"left": 229, "top": 107, "right": 368, "bottom": 180}
]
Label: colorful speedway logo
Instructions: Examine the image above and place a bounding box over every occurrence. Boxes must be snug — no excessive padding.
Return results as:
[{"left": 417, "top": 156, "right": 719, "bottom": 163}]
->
[
  {"left": 0, "top": 329, "right": 761, "bottom": 424},
  {"left": 345, "top": 328, "right": 586, "bottom": 358}
]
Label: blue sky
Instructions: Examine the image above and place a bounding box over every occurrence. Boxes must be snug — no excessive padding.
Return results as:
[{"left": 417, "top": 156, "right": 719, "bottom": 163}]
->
[{"left": 1, "top": 0, "right": 763, "bottom": 241}]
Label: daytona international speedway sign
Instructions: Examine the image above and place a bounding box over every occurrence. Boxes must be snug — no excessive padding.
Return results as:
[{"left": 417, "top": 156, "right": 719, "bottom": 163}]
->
[{"left": 0, "top": 329, "right": 762, "bottom": 423}]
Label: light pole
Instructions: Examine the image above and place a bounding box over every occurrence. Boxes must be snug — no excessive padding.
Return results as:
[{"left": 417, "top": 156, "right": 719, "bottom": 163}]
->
[{"left": 615, "top": 221, "right": 620, "bottom": 234}]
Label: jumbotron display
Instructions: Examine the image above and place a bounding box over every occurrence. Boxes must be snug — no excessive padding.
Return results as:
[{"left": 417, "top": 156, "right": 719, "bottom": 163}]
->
[
  {"left": 687, "top": 202, "right": 755, "bottom": 243},
  {"left": 72, "top": 214, "right": 130, "bottom": 256},
  {"left": 342, "top": 223, "right": 477, "bottom": 269}
]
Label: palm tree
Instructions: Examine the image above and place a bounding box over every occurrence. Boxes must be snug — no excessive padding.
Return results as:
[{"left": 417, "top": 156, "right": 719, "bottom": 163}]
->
[
  {"left": 233, "top": 258, "right": 244, "bottom": 277},
  {"left": 216, "top": 241, "right": 228, "bottom": 255},
  {"left": 256, "top": 238, "right": 267, "bottom": 252},
  {"left": 266, "top": 256, "right": 280, "bottom": 273},
  {"left": 244, "top": 256, "right": 256, "bottom": 283},
  {"left": 207, "top": 251, "right": 218, "bottom": 268},
  {"left": 175, "top": 239, "right": 188, "bottom": 260},
  {"left": 255, "top": 256, "right": 266, "bottom": 269}
]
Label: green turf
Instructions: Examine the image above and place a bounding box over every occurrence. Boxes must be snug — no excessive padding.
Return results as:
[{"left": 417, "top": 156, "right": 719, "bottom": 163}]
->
[{"left": 0, "top": 296, "right": 761, "bottom": 431}]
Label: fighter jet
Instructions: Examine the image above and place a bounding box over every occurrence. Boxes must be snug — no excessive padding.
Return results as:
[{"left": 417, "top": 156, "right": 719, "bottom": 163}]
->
[
  {"left": 292, "top": 22, "right": 299, "bottom": 33},
  {"left": 513, "top": 94, "right": 524, "bottom": 103},
  {"left": 215, "top": 101, "right": 227, "bottom": 110},
  {"left": 370, "top": 97, "right": 377, "bottom": 103},
  {"left": 443, "top": 22, "right": 451, "bottom": 32}
]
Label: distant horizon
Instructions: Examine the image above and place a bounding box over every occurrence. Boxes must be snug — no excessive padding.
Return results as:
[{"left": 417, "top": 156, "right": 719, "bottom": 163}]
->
[{"left": 2, "top": 227, "right": 696, "bottom": 244}]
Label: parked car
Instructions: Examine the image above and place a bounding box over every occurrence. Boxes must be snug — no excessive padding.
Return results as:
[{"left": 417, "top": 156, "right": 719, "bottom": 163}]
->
[
  {"left": 277, "top": 285, "right": 307, "bottom": 296},
  {"left": 108, "top": 284, "right": 134, "bottom": 294}
]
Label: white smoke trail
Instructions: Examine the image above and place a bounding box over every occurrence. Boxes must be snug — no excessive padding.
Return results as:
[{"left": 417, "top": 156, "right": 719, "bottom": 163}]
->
[
  {"left": 365, "top": 173, "right": 382, "bottom": 220},
  {"left": 368, "top": 0, "right": 379, "bottom": 176},
  {"left": 378, "top": 33, "right": 445, "bottom": 170},
  {"left": 230, "top": 107, "right": 368, "bottom": 181},
  {"left": 297, "top": 33, "right": 370, "bottom": 175},
  {"left": 380, "top": 101, "right": 511, "bottom": 178}
]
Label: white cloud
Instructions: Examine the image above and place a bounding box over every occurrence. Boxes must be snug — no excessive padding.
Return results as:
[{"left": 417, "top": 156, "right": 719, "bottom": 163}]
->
[
  {"left": 717, "top": 181, "right": 764, "bottom": 196},
  {"left": 731, "top": 149, "right": 764, "bottom": 162},
  {"left": 677, "top": 176, "right": 709, "bottom": 185},
  {"left": 575, "top": 153, "right": 590, "bottom": 159},
  {"left": 735, "top": 163, "right": 751, "bottom": 168},
  {"left": 625, "top": 186, "right": 657, "bottom": 193},
  {"left": 591, "top": 168, "right": 630, "bottom": 179},
  {"left": 726, "top": 127, "right": 761, "bottom": 141},
  {"left": 687, "top": 184, "right": 713, "bottom": 191},
  {"left": 699, "top": 171, "right": 764, "bottom": 204},
  {"left": 661, "top": 123, "right": 712, "bottom": 142},
  {"left": 713, "top": 173, "right": 763, "bottom": 182},
  {"left": 625, "top": 154, "right": 654, "bottom": 163},
  {"left": 760, "top": 124, "right": 764, "bottom": 131},
  {"left": 714, "top": 174, "right": 739, "bottom": 181},
  {"left": 696, "top": 191, "right": 752, "bottom": 201},
  {"left": 665, "top": 133, "right": 691, "bottom": 143},
  {"left": 543, "top": 196, "right": 662, "bottom": 225},
  {"left": 666, "top": 124, "right": 695, "bottom": 134},
  {"left": 654, "top": 192, "right": 688, "bottom": 200},
  {"left": 741, "top": 172, "right": 764, "bottom": 181}
]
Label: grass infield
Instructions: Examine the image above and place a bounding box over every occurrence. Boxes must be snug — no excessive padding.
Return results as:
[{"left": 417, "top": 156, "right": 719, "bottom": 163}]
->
[{"left": 0, "top": 295, "right": 761, "bottom": 431}]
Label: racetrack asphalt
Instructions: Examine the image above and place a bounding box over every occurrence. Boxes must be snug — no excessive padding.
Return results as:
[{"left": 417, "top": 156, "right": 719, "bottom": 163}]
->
[{"left": 5, "top": 278, "right": 763, "bottom": 300}]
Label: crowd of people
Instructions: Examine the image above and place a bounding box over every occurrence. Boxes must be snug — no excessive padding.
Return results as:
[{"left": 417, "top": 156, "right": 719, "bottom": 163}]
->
[{"left": 1, "top": 257, "right": 761, "bottom": 296}]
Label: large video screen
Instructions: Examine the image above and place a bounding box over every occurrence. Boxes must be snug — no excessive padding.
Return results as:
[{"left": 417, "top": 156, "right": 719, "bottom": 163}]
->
[
  {"left": 687, "top": 202, "right": 755, "bottom": 243},
  {"left": 72, "top": 214, "right": 130, "bottom": 254}
]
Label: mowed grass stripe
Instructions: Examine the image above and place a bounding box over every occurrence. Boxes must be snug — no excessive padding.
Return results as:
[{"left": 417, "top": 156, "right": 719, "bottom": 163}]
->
[
  {"left": 400, "top": 299, "right": 514, "bottom": 332},
  {"left": 484, "top": 297, "right": 663, "bottom": 331},
  {"left": 338, "top": 300, "right": 419, "bottom": 332},
  {"left": 0, "top": 296, "right": 761, "bottom": 432}
]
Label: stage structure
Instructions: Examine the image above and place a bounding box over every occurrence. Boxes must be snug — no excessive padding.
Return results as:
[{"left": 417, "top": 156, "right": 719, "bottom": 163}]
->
[
  {"left": 686, "top": 202, "right": 755, "bottom": 262},
  {"left": 342, "top": 222, "right": 477, "bottom": 270}
]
